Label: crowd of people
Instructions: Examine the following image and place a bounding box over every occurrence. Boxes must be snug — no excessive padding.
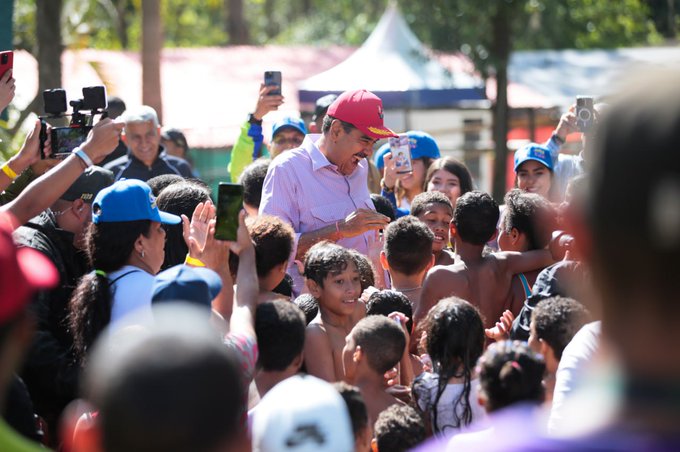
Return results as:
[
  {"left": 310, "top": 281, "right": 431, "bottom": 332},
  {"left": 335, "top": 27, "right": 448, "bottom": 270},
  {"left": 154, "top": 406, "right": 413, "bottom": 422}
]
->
[{"left": 0, "top": 64, "right": 679, "bottom": 452}]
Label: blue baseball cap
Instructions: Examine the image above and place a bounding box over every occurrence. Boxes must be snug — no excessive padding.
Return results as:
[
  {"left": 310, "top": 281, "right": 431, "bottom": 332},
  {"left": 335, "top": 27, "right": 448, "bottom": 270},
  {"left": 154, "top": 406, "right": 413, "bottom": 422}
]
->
[
  {"left": 374, "top": 142, "right": 391, "bottom": 170},
  {"left": 151, "top": 264, "right": 222, "bottom": 308},
  {"left": 92, "top": 179, "right": 181, "bottom": 224},
  {"left": 271, "top": 117, "right": 307, "bottom": 139},
  {"left": 373, "top": 131, "right": 441, "bottom": 170},
  {"left": 514, "top": 143, "right": 554, "bottom": 172}
]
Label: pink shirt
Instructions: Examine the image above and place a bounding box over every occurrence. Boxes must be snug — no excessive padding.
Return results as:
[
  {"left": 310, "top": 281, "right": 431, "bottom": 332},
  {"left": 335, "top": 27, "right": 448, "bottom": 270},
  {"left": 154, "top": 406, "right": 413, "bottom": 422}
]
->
[{"left": 259, "top": 134, "right": 376, "bottom": 294}]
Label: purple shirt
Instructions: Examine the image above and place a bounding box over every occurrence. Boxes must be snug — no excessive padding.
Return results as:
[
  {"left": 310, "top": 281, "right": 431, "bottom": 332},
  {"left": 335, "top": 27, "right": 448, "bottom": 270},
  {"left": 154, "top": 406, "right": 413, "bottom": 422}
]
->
[{"left": 259, "top": 134, "right": 375, "bottom": 294}]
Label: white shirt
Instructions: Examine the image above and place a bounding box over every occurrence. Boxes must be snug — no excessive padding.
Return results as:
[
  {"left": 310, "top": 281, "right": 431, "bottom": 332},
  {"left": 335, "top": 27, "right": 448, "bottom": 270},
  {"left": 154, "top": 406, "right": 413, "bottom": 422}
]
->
[{"left": 107, "top": 265, "right": 155, "bottom": 332}]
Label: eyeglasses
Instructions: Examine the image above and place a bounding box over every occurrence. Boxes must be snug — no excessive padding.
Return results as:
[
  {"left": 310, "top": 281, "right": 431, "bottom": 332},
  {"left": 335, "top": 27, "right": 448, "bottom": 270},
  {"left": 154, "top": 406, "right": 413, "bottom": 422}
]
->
[{"left": 273, "top": 137, "right": 304, "bottom": 147}]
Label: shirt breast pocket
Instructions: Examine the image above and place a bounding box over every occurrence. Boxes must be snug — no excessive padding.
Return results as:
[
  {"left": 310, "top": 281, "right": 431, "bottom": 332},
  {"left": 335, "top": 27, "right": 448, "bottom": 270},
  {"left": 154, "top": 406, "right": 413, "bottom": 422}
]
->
[{"left": 309, "top": 202, "right": 348, "bottom": 229}]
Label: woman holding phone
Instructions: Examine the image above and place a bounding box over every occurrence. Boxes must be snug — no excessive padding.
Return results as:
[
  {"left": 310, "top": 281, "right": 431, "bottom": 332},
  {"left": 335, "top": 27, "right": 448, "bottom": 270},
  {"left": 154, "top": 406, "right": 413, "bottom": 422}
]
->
[
  {"left": 69, "top": 179, "right": 181, "bottom": 362},
  {"left": 380, "top": 131, "right": 441, "bottom": 216}
]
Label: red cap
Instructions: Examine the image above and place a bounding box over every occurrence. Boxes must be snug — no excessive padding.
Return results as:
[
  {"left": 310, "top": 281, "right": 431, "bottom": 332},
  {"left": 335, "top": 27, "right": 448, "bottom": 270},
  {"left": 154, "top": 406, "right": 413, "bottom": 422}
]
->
[
  {"left": 327, "top": 89, "right": 397, "bottom": 140},
  {"left": 0, "top": 213, "right": 58, "bottom": 323}
]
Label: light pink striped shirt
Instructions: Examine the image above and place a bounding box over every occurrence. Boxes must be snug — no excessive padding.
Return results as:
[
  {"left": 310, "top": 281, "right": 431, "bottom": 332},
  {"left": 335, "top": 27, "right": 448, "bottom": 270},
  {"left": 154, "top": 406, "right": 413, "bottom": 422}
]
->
[{"left": 259, "top": 134, "right": 375, "bottom": 294}]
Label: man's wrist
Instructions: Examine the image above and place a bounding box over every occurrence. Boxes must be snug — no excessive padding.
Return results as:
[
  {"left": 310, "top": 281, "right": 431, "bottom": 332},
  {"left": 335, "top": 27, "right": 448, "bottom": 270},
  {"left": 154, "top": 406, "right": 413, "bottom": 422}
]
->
[
  {"left": 248, "top": 113, "right": 263, "bottom": 125},
  {"left": 335, "top": 220, "right": 345, "bottom": 240}
]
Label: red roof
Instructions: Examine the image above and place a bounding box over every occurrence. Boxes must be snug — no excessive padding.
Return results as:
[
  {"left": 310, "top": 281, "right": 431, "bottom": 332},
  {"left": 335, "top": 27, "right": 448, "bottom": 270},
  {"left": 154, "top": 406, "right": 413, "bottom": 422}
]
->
[{"left": 14, "top": 46, "right": 355, "bottom": 148}]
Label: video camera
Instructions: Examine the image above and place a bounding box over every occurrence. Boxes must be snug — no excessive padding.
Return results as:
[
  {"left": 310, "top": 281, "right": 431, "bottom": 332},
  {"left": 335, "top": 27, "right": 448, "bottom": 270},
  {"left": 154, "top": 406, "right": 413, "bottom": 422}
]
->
[{"left": 39, "top": 86, "right": 108, "bottom": 158}]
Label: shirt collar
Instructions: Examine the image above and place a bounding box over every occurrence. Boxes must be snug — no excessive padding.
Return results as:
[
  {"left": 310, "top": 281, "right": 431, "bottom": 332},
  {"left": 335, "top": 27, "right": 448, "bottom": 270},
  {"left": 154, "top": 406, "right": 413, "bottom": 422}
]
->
[{"left": 303, "top": 134, "right": 335, "bottom": 172}]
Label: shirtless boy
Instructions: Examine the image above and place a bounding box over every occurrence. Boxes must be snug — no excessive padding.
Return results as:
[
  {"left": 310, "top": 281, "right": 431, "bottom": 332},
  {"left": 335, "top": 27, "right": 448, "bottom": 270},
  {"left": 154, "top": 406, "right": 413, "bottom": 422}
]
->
[
  {"left": 415, "top": 191, "right": 554, "bottom": 331},
  {"left": 303, "top": 242, "right": 365, "bottom": 381},
  {"left": 410, "top": 191, "right": 456, "bottom": 266}
]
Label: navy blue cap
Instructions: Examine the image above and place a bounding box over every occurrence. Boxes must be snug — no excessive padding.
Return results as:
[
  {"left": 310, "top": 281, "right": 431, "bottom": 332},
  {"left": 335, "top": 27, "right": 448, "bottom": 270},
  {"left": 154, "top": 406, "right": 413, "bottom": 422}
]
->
[
  {"left": 92, "top": 179, "right": 181, "bottom": 225},
  {"left": 152, "top": 264, "right": 223, "bottom": 307}
]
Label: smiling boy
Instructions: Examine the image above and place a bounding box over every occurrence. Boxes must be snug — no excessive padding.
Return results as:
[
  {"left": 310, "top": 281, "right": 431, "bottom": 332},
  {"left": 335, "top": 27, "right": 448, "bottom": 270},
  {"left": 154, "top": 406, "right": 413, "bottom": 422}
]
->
[{"left": 303, "top": 242, "right": 366, "bottom": 382}]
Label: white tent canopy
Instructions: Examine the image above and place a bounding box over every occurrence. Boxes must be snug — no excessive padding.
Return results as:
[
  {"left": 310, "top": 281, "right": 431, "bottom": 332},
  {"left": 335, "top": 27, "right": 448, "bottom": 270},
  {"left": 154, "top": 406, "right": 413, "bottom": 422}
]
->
[{"left": 298, "top": 3, "right": 485, "bottom": 108}]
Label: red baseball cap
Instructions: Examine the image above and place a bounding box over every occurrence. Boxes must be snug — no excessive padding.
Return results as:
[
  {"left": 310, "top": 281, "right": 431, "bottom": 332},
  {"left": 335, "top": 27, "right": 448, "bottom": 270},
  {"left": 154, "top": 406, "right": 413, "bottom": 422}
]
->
[
  {"left": 0, "top": 213, "right": 58, "bottom": 323},
  {"left": 327, "top": 89, "right": 397, "bottom": 140}
]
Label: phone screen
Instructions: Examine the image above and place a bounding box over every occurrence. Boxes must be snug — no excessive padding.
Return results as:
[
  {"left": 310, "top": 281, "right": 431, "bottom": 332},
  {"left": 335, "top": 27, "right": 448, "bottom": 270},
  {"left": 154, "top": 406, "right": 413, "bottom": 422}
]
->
[
  {"left": 0, "top": 51, "right": 13, "bottom": 79},
  {"left": 50, "top": 126, "right": 92, "bottom": 156},
  {"left": 264, "top": 71, "right": 282, "bottom": 96},
  {"left": 215, "top": 183, "right": 244, "bottom": 241},
  {"left": 389, "top": 134, "right": 413, "bottom": 174}
]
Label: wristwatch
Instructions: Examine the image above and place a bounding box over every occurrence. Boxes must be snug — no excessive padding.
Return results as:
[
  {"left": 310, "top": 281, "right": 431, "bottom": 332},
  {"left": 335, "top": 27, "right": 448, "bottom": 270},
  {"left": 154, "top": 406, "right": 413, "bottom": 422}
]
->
[
  {"left": 248, "top": 113, "right": 263, "bottom": 126},
  {"left": 551, "top": 132, "right": 565, "bottom": 145},
  {"left": 380, "top": 178, "right": 394, "bottom": 193}
]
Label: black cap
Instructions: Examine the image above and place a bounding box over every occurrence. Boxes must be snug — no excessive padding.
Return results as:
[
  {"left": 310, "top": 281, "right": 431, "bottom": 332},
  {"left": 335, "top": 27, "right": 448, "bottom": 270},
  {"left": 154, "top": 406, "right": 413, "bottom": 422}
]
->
[
  {"left": 161, "top": 128, "right": 189, "bottom": 150},
  {"left": 61, "top": 167, "right": 115, "bottom": 203},
  {"left": 313, "top": 94, "right": 338, "bottom": 121}
]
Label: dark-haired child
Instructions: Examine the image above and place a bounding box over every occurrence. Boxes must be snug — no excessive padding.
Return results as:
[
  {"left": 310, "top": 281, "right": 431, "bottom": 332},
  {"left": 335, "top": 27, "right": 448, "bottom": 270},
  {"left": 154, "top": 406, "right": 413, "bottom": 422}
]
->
[
  {"left": 239, "top": 158, "right": 270, "bottom": 217},
  {"left": 412, "top": 297, "right": 488, "bottom": 437},
  {"left": 498, "top": 189, "right": 558, "bottom": 315},
  {"left": 250, "top": 300, "right": 306, "bottom": 409},
  {"left": 342, "top": 315, "right": 407, "bottom": 424},
  {"left": 293, "top": 293, "right": 319, "bottom": 326},
  {"left": 246, "top": 214, "right": 295, "bottom": 303},
  {"left": 334, "top": 382, "right": 372, "bottom": 452},
  {"left": 367, "top": 290, "right": 424, "bottom": 378},
  {"left": 380, "top": 216, "right": 434, "bottom": 309},
  {"left": 416, "top": 191, "right": 554, "bottom": 332},
  {"left": 303, "top": 242, "right": 365, "bottom": 382},
  {"left": 529, "top": 296, "right": 590, "bottom": 401},
  {"left": 447, "top": 340, "right": 546, "bottom": 449},
  {"left": 411, "top": 191, "right": 456, "bottom": 266},
  {"left": 372, "top": 404, "right": 426, "bottom": 452}
]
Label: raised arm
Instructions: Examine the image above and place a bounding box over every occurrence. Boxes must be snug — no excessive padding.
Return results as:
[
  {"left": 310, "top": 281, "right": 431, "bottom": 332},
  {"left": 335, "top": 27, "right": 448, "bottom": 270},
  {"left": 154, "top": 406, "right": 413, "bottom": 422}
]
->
[
  {"left": 496, "top": 249, "right": 555, "bottom": 277},
  {"left": 2, "top": 118, "right": 123, "bottom": 225}
]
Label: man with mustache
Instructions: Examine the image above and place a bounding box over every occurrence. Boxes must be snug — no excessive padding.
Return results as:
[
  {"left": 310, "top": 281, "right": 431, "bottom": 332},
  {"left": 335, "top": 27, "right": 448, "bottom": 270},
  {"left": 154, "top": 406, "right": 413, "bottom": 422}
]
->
[{"left": 260, "top": 89, "right": 393, "bottom": 295}]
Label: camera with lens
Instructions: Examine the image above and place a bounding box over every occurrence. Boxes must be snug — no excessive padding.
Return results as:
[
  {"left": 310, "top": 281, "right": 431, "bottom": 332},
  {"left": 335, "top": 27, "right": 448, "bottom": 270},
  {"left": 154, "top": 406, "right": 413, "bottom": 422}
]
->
[
  {"left": 40, "top": 86, "right": 108, "bottom": 158},
  {"left": 576, "top": 95, "right": 594, "bottom": 134}
]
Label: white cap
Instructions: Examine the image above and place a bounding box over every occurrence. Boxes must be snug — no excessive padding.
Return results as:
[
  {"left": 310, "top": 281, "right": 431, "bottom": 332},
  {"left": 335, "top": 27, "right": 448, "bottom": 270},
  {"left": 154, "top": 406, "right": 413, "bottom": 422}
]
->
[{"left": 251, "top": 375, "right": 353, "bottom": 452}]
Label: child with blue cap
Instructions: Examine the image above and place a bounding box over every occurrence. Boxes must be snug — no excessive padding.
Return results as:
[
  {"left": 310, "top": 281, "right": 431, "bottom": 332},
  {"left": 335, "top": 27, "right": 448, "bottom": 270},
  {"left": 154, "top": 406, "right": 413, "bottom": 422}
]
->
[
  {"left": 514, "top": 143, "right": 554, "bottom": 200},
  {"left": 379, "top": 131, "right": 442, "bottom": 217}
]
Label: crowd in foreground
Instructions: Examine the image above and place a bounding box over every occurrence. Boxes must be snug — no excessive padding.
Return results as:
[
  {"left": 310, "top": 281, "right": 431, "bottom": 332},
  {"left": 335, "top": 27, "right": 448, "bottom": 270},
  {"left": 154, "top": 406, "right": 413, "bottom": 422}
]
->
[{"left": 0, "top": 65, "right": 679, "bottom": 451}]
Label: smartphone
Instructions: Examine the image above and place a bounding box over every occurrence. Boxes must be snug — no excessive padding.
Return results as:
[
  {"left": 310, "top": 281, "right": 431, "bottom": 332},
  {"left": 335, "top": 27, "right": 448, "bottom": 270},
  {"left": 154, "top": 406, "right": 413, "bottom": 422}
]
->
[
  {"left": 50, "top": 126, "right": 92, "bottom": 157},
  {"left": 389, "top": 134, "right": 413, "bottom": 174},
  {"left": 0, "top": 51, "right": 13, "bottom": 79},
  {"left": 264, "top": 71, "right": 282, "bottom": 96},
  {"left": 215, "top": 183, "right": 244, "bottom": 241},
  {"left": 576, "top": 96, "right": 594, "bottom": 133}
]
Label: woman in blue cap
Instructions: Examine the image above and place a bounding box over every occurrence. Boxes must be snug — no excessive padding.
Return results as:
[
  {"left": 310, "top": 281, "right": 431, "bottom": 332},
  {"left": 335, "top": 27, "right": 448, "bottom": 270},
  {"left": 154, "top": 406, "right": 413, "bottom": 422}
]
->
[
  {"left": 513, "top": 143, "right": 554, "bottom": 200},
  {"left": 69, "top": 179, "right": 181, "bottom": 363},
  {"left": 379, "top": 131, "right": 441, "bottom": 216}
]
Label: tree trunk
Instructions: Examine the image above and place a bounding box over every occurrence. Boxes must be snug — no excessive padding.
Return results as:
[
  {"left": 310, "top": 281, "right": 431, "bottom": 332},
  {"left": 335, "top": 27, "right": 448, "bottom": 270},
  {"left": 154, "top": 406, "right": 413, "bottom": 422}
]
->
[
  {"left": 225, "top": 0, "right": 250, "bottom": 45},
  {"left": 264, "top": 0, "right": 277, "bottom": 39},
  {"left": 114, "top": 0, "right": 129, "bottom": 49},
  {"left": 36, "top": 0, "right": 63, "bottom": 106},
  {"left": 491, "top": 3, "right": 512, "bottom": 202},
  {"left": 669, "top": 0, "right": 676, "bottom": 38},
  {"left": 142, "top": 0, "right": 163, "bottom": 123}
]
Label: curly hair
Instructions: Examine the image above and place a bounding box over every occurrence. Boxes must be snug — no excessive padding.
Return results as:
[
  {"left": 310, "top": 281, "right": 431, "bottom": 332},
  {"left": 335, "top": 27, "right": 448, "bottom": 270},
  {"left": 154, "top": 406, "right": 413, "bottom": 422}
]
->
[
  {"left": 478, "top": 340, "right": 546, "bottom": 412},
  {"left": 532, "top": 296, "right": 591, "bottom": 360},
  {"left": 453, "top": 191, "right": 499, "bottom": 245},
  {"left": 415, "top": 297, "right": 484, "bottom": 432},
  {"left": 502, "top": 189, "right": 558, "bottom": 250},
  {"left": 374, "top": 404, "right": 425, "bottom": 452},
  {"left": 303, "top": 242, "right": 356, "bottom": 288}
]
